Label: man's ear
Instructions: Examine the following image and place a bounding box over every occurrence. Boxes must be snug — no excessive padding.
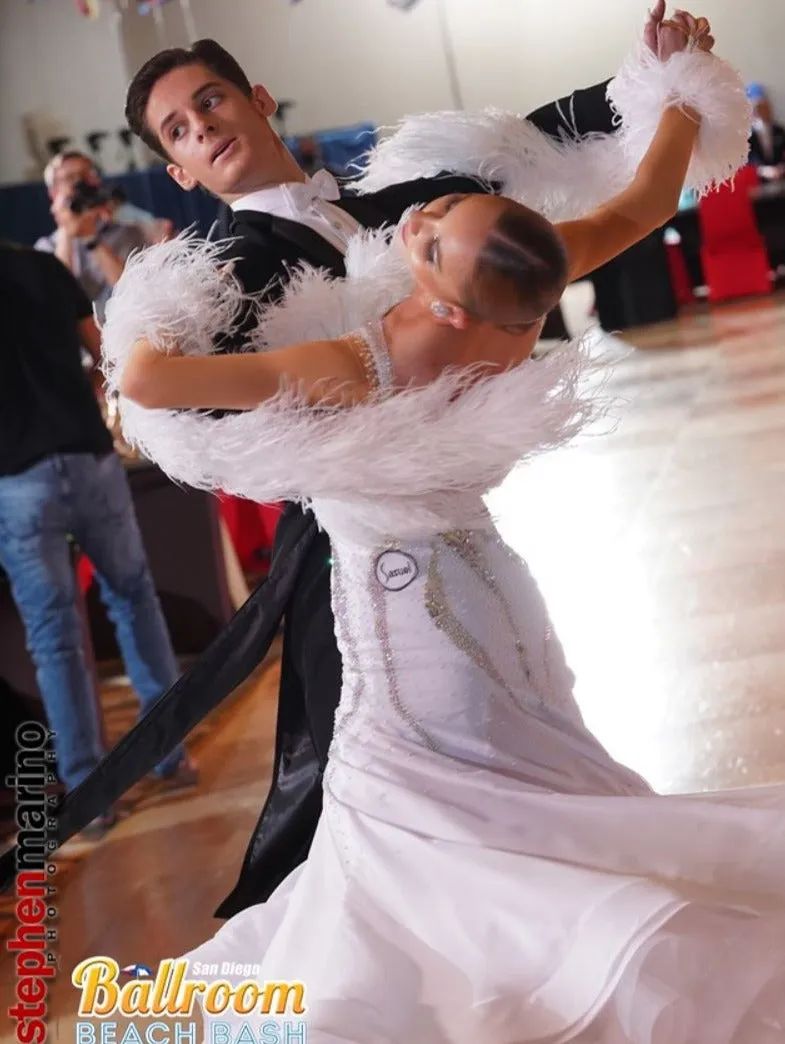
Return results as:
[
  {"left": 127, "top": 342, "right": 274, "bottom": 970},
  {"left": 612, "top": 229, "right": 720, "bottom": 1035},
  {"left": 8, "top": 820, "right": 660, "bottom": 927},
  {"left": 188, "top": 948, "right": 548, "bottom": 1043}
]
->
[
  {"left": 166, "top": 162, "right": 198, "bottom": 193},
  {"left": 251, "top": 84, "right": 277, "bottom": 119}
]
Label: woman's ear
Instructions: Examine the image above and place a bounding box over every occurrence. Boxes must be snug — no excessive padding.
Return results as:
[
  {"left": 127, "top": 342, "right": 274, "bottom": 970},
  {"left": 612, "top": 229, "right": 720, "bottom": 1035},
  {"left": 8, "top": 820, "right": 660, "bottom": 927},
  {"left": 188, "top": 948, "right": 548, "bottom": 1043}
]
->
[
  {"left": 430, "top": 300, "right": 470, "bottom": 330},
  {"left": 447, "top": 306, "right": 471, "bottom": 331},
  {"left": 166, "top": 163, "right": 198, "bottom": 193}
]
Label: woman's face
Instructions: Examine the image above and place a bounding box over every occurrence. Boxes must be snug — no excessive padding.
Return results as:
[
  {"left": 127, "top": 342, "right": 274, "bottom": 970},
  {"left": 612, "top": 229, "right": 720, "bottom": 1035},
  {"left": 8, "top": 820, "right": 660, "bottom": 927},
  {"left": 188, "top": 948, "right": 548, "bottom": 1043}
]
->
[
  {"left": 396, "top": 193, "right": 553, "bottom": 377},
  {"left": 399, "top": 193, "right": 508, "bottom": 310}
]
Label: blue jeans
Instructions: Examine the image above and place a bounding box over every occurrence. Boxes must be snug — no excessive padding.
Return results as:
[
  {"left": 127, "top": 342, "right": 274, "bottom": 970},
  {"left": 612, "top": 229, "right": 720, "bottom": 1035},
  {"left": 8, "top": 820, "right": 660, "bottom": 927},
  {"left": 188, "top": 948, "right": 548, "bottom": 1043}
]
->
[{"left": 0, "top": 452, "right": 184, "bottom": 791}]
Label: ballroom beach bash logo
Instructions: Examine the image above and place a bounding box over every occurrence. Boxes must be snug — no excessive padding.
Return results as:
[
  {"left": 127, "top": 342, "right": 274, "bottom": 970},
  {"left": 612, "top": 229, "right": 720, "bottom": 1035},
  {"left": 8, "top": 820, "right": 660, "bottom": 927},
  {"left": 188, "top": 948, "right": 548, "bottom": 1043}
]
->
[{"left": 71, "top": 958, "right": 307, "bottom": 1043}]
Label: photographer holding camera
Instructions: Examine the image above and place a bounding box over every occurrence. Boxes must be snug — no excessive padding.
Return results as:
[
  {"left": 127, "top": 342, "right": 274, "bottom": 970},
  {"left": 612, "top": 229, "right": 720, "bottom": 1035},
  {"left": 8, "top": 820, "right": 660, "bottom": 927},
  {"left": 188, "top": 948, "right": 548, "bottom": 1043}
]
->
[{"left": 35, "top": 151, "right": 148, "bottom": 321}]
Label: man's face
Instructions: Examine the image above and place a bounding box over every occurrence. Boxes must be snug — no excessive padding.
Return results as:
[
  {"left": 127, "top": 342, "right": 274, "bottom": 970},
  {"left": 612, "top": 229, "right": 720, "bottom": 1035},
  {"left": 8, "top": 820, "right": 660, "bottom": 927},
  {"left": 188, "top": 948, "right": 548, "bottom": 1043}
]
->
[
  {"left": 754, "top": 99, "right": 773, "bottom": 125},
  {"left": 145, "top": 63, "right": 279, "bottom": 201},
  {"left": 49, "top": 157, "right": 100, "bottom": 201}
]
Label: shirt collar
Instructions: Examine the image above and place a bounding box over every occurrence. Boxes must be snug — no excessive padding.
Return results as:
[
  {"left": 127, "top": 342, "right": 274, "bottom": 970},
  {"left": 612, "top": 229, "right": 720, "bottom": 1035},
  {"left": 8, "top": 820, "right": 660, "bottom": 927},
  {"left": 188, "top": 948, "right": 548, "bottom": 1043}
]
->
[{"left": 230, "top": 170, "right": 341, "bottom": 215}]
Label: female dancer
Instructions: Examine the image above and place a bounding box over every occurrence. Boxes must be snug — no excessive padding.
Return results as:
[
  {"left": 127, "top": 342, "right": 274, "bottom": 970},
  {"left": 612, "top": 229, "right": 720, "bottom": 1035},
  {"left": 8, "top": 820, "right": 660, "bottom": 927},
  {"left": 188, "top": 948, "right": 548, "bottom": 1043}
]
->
[{"left": 104, "top": 32, "right": 782, "bottom": 1044}]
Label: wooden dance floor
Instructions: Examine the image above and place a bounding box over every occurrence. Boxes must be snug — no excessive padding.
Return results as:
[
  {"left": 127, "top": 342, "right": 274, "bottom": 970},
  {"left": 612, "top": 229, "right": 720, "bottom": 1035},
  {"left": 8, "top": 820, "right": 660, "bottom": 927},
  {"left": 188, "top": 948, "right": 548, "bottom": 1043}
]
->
[{"left": 2, "top": 292, "right": 785, "bottom": 1039}]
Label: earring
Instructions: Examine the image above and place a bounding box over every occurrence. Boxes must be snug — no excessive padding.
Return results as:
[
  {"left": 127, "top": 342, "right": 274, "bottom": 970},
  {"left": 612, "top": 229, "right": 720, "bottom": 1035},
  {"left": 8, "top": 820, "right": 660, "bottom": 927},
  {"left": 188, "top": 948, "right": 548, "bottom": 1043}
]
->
[{"left": 430, "top": 301, "right": 450, "bottom": 319}]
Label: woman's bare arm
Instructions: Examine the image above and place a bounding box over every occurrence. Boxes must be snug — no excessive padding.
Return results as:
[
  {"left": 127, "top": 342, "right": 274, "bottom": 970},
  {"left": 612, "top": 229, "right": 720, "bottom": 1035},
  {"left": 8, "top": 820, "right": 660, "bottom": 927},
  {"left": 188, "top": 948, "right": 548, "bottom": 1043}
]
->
[
  {"left": 120, "top": 335, "right": 371, "bottom": 411},
  {"left": 556, "top": 104, "right": 701, "bottom": 282}
]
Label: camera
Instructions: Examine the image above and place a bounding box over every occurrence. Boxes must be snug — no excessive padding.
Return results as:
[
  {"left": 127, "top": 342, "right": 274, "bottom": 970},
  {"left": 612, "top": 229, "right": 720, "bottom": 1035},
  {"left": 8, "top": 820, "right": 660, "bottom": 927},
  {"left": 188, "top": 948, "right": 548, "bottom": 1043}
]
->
[{"left": 69, "top": 180, "right": 112, "bottom": 215}]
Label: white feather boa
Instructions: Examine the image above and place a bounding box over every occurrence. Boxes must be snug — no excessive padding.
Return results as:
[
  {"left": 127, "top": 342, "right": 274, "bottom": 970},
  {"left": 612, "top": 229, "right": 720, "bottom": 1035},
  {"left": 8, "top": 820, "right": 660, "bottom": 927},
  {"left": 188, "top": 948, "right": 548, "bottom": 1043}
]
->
[
  {"left": 102, "top": 230, "right": 597, "bottom": 541},
  {"left": 352, "top": 48, "right": 750, "bottom": 219},
  {"left": 102, "top": 46, "right": 750, "bottom": 540}
]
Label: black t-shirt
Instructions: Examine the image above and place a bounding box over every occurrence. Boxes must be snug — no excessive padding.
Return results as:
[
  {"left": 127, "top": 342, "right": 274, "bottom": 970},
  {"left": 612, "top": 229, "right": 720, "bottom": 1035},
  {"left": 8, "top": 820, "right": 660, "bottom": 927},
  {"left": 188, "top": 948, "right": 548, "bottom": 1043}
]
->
[{"left": 0, "top": 244, "right": 113, "bottom": 477}]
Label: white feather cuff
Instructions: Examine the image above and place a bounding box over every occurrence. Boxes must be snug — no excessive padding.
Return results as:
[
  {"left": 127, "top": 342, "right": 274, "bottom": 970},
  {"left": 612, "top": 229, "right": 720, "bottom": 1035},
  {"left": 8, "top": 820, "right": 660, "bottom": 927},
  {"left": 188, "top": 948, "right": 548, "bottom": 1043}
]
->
[
  {"left": 101, "top": 232, "right": 598, "bottom": 540},
  {"left": 607, "top": 47, "right": 752, "bottom": 195},
  {"left": 352, "top": 48, "right": 750, "bottom": 217}
]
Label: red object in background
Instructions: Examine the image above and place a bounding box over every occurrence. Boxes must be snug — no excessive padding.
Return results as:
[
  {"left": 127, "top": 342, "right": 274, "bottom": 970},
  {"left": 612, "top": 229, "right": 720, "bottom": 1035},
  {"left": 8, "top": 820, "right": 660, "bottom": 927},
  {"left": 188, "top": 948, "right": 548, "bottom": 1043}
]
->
[
  {"left": 77, "top": 555, "right": 94, "bottom": 593},
  {"left": 219, "top": 497, "right": 284, "bottom": 574},
  {"left": 664, "top": 241, "right": 694, "bottom": 307},
  {"left": 698, "top": 165, "right": 772, "bottom": 303},
  {"left": 77, "top": 498, "right": 284, "bottom": 593}
]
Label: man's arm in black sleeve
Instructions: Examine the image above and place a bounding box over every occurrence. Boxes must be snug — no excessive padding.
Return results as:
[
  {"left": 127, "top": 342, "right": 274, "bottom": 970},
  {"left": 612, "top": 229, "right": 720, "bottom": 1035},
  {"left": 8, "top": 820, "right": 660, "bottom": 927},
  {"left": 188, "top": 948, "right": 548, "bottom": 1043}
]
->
[{"left": 525, "top": 80, "right": 616, "bottom": 140}]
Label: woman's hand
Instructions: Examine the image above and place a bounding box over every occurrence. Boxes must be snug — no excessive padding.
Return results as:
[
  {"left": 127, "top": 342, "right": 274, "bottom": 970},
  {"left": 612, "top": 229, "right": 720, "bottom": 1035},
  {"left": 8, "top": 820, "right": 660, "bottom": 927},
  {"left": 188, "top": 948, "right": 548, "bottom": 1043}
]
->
[{"left": 663, "top": 11, "right": 714, "bottom": 55}]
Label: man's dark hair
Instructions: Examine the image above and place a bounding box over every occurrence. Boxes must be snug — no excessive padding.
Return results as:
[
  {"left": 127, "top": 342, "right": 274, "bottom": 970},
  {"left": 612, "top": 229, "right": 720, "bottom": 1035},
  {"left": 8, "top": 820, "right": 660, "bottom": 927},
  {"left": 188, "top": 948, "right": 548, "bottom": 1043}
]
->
[
  {"left": 468, "top": 203, "right": 568, "bottom": 333},
  {"left": 125, "top": 39, "right": 253, "bottom": 160}
]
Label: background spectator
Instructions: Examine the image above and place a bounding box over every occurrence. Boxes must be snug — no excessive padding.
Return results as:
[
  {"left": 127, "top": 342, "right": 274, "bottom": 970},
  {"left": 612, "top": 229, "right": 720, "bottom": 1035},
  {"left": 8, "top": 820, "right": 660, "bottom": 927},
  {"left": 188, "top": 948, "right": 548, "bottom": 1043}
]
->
[
  {"left": 35, "top": 151, "right": 147, "bottom": 321},
  {"left": 0, "top": 242, "right": 198, "bottom": 839},
  {"left": 110, "top": 185, "right": 174, "bottom": 245},
  {"left": 747, "top": 83, "right": 785, "bottom": 180}
]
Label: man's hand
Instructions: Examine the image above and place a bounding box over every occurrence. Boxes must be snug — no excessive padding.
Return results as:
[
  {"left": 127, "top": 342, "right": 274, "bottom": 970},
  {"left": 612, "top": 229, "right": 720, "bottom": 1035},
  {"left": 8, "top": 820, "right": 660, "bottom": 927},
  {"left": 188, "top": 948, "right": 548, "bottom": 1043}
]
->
[
  {"left": 51, "top": 192, "right": 110, "bottom": 240},
  {"left": 643, "top": 0, "right": 667, "bottom": 53},
  {"left": 644, "top": 3, "right": 715, "bottom": 61}
]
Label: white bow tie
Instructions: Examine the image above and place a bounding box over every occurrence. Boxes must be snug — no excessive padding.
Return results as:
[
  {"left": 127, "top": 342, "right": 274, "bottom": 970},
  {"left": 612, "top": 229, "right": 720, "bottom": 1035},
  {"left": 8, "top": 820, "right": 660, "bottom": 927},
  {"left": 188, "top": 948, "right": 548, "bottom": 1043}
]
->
[{"left": 287, "top": 169, "right": 341, "bottom": 209}]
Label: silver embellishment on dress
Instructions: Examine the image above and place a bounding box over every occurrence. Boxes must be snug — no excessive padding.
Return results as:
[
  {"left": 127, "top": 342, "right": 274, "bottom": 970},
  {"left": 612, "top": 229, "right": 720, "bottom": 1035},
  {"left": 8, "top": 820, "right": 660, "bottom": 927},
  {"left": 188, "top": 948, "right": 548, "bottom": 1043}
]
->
[
  {"left": 358, "top": 318, "right": 395, "bottom": 395},
  {"left": 375, "top": 549, "right": 418, "bottom": 591},
  {"left": 327, "top": 549, "right": 365, "bottom": 756},
  {"left": 425, "top": 541, "right": 520, "bottom": 705},
  {"left": 323, "top": 549, "right": 363, "bottom": 875},
  {"left": 369, "top": 544, "right": 441, "bottom": 753},
  {"left": 499, "top": 536, "right": 557, "bottom": 702},
  {"left": 425, "top": 530, "right": 555, "bottom": 712},
  {"left": 443, "top": 531, "right": 533, "bottom": 686}
]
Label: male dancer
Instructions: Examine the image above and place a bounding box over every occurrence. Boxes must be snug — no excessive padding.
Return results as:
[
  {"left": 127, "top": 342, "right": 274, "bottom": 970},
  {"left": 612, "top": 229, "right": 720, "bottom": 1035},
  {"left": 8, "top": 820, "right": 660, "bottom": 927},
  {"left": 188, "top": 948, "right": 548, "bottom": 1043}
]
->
[{"left": 0, "top": 2, "right": 699, "bottom": 913}]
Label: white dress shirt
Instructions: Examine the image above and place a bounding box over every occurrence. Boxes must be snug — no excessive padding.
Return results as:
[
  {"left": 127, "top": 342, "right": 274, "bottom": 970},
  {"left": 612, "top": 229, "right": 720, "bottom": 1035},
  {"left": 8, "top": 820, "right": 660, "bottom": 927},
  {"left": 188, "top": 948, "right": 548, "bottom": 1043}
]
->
[
  {"left": 230, "top": 169, "right": 361, "bottom": 255},
  {"left": 753, "top": 118, "right": 774, "bottom": 162}
]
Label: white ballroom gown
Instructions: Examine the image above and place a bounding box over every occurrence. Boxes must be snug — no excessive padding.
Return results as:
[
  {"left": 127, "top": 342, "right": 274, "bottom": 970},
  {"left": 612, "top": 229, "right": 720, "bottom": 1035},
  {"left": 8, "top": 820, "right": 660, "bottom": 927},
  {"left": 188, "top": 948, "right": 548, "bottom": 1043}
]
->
[{"left": 172, "top": 319, "right": 785, "bottom": 1044}]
